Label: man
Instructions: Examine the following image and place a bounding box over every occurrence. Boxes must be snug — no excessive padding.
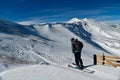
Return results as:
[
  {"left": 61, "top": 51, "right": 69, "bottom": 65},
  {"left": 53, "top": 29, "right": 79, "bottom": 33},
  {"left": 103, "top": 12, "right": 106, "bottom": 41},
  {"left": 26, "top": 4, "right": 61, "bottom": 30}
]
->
[{"left": 71, "top": 38, "right": 84, "bottom": 69}]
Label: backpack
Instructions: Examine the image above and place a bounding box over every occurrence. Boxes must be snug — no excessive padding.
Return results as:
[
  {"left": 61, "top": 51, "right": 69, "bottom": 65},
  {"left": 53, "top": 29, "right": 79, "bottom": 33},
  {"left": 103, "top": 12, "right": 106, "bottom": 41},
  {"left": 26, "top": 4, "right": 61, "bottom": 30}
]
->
[{"left": 74, "top": 41, "right": 83, "bottom": 49}]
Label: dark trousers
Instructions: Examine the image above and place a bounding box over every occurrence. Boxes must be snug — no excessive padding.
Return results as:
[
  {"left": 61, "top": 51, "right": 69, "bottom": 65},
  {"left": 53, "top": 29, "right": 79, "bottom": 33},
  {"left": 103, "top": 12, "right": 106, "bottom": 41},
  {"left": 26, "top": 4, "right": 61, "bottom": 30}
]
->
[{"left": 74, "top": 52, "right": 83, "bottom": 67}]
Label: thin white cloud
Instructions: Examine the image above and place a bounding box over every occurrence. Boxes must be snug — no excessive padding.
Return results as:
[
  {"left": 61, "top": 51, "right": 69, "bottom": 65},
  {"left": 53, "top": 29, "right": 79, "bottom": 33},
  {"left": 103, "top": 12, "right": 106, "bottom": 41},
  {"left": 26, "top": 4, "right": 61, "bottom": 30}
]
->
[
  {"left": 93, "top": 15, "right": 120, "bottom": 21},
  {"left": 15, "top": 0, "right": 28, "bottom": 2},
  {"left": 93, "top": 15, "right": 120, "bottom": 24},
  {"left": 17, "top": 8, "right": 120, "bottom": 24},
  {"left": 17, "top": 16, "right": 120, "bottom": 25},
  {"left": 93, "top": 16, "right": 112, "bottom": 20},
  {"left": 66, "top": 9, "right": 106, "bottom": 16},
  {"left": 34, "top": 8, "right": 106, "bottom": 18},
  {"left": 17, "top": 19, "right": 42, "bottom": 25},
  {"left": 103, "top": 6, "right": 120, "bottom": 10},
  {"left": 104, "top": 20, "right": 120, "bottom": 24}
]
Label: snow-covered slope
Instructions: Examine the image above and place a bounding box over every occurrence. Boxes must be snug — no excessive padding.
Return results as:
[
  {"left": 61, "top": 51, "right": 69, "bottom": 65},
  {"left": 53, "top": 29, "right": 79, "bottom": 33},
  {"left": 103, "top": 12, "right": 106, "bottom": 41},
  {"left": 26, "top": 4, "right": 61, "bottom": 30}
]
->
[
  {"left": 81, "top": 18, "right": 120, "bottom": 55},
  {"left": 1, "top": 64, "right": 120, "bottom": 80},
  {"left": 0, "top": 18, "right": 120, "bottom": 80},
  {"left": 1, "top": 65, "right": 96, "bottom": 80},
  {"left": 68, "top": 18, "right": 120, "bottom": 55}
]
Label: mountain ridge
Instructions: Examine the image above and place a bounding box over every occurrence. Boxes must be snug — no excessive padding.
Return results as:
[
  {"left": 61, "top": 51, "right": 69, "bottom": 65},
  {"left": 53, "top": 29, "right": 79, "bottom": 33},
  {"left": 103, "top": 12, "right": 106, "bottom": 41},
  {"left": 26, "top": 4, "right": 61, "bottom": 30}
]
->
[
  {"left": 0, "top": 18, "right": 120, "bottom": 72},
  {"left": 0, "top": 18, "right": 120, "bottom": 53}
]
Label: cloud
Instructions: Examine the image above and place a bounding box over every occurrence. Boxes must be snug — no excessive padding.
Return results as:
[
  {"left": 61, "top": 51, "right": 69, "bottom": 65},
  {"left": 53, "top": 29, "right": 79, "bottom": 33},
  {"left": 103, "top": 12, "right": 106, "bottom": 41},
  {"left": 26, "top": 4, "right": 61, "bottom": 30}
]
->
[
  {"left": 17, "top": 15, "right": 120, "bottom": 25},
  {"left": 104, "top": 20, "right": 120, "bottom": 24},
  {"left": 94, "top": 15, "right": 120, "bottom": 20},
  {"left": 17, "top": 13, "right": 70, "bottom": 24},
  {"left": 92, "top": 16, "right": 112, "bottom": 20},
  {"left": 66, "top": 9, "right": 106, "bottom": 16},
  {"left": 17, "top": 8, "right": 120, "bottom": 24},
  {"left": 16, "top": 9, "right": 105, "bottom": 25},
  {"left": 15, "top": 0, "right": 29, "bottom": 2},
  {"left": 103, "top": 6, "right": 120, "bottom": 10},
  {"left": 34, "top": 8, "right": 106, "bottom": 18},
  {"left": 17, "top": 19, "right": 42, "bottom": 25},
  {"left": 93, "top": 15, "right": 120, "bottom": 24}
]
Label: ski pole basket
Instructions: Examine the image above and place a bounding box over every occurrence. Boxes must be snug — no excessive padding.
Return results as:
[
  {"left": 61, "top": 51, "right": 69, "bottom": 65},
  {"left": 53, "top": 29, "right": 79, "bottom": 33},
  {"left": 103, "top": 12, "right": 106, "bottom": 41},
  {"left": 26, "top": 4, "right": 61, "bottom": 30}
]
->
[{"left": 94, "top": 54, "right": 120, "bottom": 67}]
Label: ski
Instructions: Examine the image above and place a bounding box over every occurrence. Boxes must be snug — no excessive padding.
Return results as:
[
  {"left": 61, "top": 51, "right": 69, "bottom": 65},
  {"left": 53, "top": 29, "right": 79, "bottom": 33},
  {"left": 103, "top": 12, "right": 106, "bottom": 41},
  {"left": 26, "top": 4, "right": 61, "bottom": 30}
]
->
[{"left": 68, "top": 64, "right": 95, "bottom": 74}]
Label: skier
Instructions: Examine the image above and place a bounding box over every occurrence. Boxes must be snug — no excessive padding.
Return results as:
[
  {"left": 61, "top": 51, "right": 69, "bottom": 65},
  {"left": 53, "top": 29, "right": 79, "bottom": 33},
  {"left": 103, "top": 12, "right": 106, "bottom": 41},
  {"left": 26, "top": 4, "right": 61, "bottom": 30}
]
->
[{"left": 71, "top": 38, "right": 84, "bottom": 69}]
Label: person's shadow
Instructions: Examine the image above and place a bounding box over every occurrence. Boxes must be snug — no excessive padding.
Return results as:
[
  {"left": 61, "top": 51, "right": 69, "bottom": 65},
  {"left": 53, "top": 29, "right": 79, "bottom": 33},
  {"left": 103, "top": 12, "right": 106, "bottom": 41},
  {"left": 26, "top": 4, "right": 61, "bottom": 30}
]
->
[{"left": 84, "top": 64, "right": 94, "bottom": 68}]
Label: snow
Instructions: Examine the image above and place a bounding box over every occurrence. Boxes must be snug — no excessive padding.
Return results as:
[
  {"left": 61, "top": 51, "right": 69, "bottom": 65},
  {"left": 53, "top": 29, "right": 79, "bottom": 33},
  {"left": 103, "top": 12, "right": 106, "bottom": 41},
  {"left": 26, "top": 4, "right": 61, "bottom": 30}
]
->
[
  {"left": 67, "top": 18, "right": 82, "bottom": 24},
  {"left": 0, "top": 64, "right": 120, "bottom": 80},
  {"left": 0, "top": 18, "right": 120, "bottom": 80},
  {"left": 92, "top": 65, "right": 120, "bottom": 80},
  {"left": 1, "top": 64, "right": 95, "bottom": 80}
]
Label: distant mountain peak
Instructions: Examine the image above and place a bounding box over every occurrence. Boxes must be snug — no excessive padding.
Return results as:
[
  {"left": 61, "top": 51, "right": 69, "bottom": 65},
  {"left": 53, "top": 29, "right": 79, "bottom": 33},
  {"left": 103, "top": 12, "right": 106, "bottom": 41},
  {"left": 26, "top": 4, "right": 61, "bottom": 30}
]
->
[
  {"left": 67, "top": 18, "right": 95, "bottom": 24},
  {"left": 67, "top": 18, "right": 81, "bottom": 23},
  {"left": 82, "top": 18, "right": 89, "bottom": 22},
  {"left": 81, "top": 18, "right": 95, "bottom": 22}
]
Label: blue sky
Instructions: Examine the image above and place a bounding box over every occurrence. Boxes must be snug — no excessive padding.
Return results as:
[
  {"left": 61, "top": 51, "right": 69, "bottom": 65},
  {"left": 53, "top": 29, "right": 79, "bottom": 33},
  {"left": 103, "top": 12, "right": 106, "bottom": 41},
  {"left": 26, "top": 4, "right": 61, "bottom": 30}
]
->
[{"left": 0, "top": 0, "right": 120, "bottom": 24}]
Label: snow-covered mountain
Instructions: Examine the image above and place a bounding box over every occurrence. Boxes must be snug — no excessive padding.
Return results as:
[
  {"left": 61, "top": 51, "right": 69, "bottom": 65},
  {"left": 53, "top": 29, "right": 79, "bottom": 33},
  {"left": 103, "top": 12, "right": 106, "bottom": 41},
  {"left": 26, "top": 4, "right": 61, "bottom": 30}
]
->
[
  {"left": 0, "top": 18, "right": 120, "bottom": 80},
  {"left": 68, "top": 18, "right": 120, "bottom": 55}
]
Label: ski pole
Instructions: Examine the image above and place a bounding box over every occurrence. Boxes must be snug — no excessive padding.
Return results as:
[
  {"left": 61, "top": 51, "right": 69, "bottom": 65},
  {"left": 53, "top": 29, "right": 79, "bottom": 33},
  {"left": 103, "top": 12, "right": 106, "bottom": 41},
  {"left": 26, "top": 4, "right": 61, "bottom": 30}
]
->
[{"left": 68, "top": 52, "right": 74, "bottom": 66}]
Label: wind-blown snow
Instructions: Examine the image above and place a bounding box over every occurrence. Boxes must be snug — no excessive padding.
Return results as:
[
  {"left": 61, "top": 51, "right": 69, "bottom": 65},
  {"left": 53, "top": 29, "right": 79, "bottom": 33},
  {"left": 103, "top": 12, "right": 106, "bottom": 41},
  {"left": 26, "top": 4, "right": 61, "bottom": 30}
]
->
[{"left": 0, "top": 18, "right": 120, "bottom": 80}]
